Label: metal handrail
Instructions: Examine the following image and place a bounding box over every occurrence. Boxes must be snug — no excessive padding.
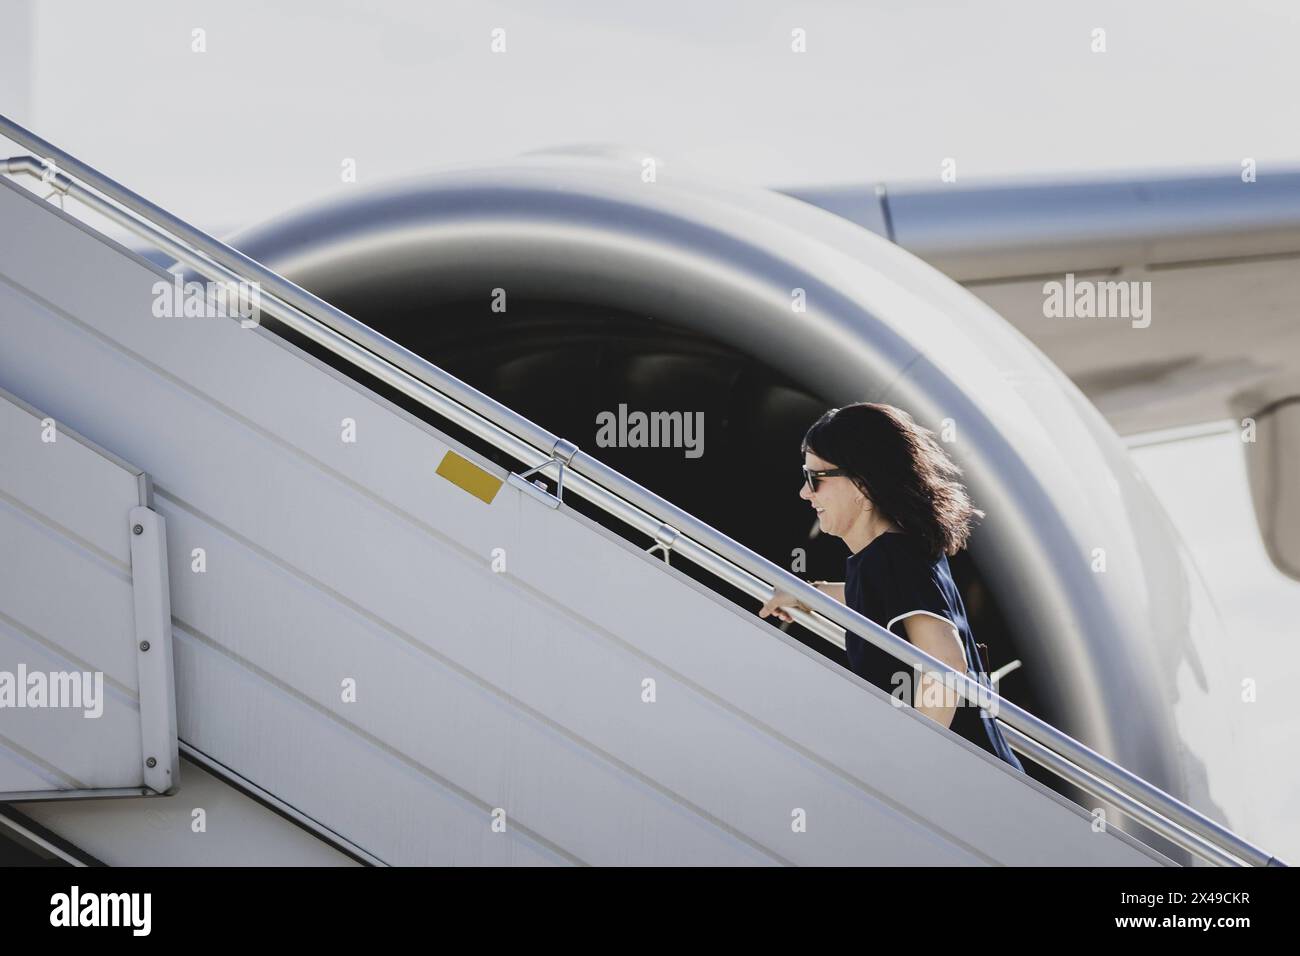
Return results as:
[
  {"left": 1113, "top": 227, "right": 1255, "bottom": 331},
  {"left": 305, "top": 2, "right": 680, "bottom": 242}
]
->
[{"left": 0, "top": 113, "right": 1284, "bottom": 868}]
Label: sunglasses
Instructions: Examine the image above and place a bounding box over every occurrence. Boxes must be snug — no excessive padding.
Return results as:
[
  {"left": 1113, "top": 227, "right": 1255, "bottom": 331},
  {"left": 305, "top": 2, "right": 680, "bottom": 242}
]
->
[{"left": 803, "top": 466, "right": 849, "bottom": 494}]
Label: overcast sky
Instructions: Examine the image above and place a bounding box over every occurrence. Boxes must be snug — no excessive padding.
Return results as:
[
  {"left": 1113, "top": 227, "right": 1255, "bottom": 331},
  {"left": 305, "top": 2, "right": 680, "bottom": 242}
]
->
[{"left": 4, "top": 0, "right": 1300, "bottom": 234}]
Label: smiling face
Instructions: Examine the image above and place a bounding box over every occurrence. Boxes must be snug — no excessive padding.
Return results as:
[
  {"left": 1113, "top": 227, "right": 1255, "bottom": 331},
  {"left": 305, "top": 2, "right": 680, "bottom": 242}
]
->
[{"left": 801, "top": 450, "right": 869, "bottom": 540}]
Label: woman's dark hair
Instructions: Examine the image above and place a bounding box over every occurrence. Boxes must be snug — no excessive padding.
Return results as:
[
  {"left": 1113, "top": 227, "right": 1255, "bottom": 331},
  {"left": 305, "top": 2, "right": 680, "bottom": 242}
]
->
[{"left": 801, "top": 402, "right": 984, "bottom": 559}]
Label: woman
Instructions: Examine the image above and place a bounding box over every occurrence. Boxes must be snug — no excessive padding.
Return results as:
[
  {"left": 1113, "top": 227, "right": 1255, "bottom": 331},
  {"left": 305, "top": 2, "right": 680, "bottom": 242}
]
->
[{"left": 758, "top": 402, "right": 1024, "bottom": 772}]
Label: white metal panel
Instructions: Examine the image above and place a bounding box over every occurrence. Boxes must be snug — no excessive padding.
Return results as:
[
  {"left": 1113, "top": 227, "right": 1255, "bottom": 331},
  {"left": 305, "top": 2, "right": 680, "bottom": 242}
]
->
[
  {"left": 0, "top": 499, "right": 138, "bottom": 689},
  {"left": 0, "top": 389, "right": 139, "bottom": 564},
  {"left": 171, "top": 629, "right": 624, "bottom": 866},
  {"left": 0, "top": 384, "right": 176, "bottom": 798},
  {"left": 154, "top": 497, "right": 969, "bottom": 866},
  {"left": 0, "top": 614, "right": 141, "bottom": 788},
  {"left": 19, "top": 758, "right": 365, "bottom": 867},
  {"left": 0, "top": 176, "right": 1172, "bottom": 864}
]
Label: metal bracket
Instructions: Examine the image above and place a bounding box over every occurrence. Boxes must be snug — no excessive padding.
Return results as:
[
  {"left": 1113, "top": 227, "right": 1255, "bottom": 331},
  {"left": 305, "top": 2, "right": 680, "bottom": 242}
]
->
[
  {"left": 646, "top": 522, "right": 681, "bottom": 565},
  {"left": 35, "top": 157, "right": 71, "bottom": 211},
  {"left": 128, "top": 506, "right": 180, "bottom": 795},
  {"left": 505, "top": 438, "right": 580, "bottom": 509},
  {"left": 989, "top": 659, "right": 1022, "bottom": 692}
]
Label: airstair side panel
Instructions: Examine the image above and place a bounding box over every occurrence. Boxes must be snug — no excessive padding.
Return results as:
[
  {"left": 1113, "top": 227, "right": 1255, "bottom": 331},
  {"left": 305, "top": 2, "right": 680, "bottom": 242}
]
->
[
  {"left": 0, "top": 176, "right": 1172, "bottom": 865},
  {"left": 0, "top": 384, "right": 178, "bottom": 798}
]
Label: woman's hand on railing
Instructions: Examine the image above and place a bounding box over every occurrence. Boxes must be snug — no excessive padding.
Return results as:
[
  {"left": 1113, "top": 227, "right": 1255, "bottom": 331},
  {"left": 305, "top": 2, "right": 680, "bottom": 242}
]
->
[{"left": 758, "top": 589, "right": 808, "bottom": 623}]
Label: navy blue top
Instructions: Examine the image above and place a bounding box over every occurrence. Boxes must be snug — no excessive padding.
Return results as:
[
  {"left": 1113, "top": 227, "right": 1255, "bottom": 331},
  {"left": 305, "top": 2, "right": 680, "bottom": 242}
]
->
[{"left": 842, "top": 530, "right": 995, "bottom": 757}]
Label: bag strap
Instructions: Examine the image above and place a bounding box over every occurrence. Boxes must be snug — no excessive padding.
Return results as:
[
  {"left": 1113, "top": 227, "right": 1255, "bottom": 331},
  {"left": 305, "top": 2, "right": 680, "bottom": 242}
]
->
[{"left": 960, "top": 627, "right": 1025, "bottom": 772}]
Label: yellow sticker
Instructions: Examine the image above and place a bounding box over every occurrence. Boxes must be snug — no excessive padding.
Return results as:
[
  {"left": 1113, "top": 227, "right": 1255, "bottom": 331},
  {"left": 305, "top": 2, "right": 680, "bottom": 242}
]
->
[{"left": 435, "top": 450, "right": 503, "bottom": 504}]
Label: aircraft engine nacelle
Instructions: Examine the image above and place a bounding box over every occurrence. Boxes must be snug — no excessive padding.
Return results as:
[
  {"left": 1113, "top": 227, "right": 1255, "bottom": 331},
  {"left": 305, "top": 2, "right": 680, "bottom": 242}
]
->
[{"left": 224, "top": 150, "right": 1244, "bottom": 849}]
